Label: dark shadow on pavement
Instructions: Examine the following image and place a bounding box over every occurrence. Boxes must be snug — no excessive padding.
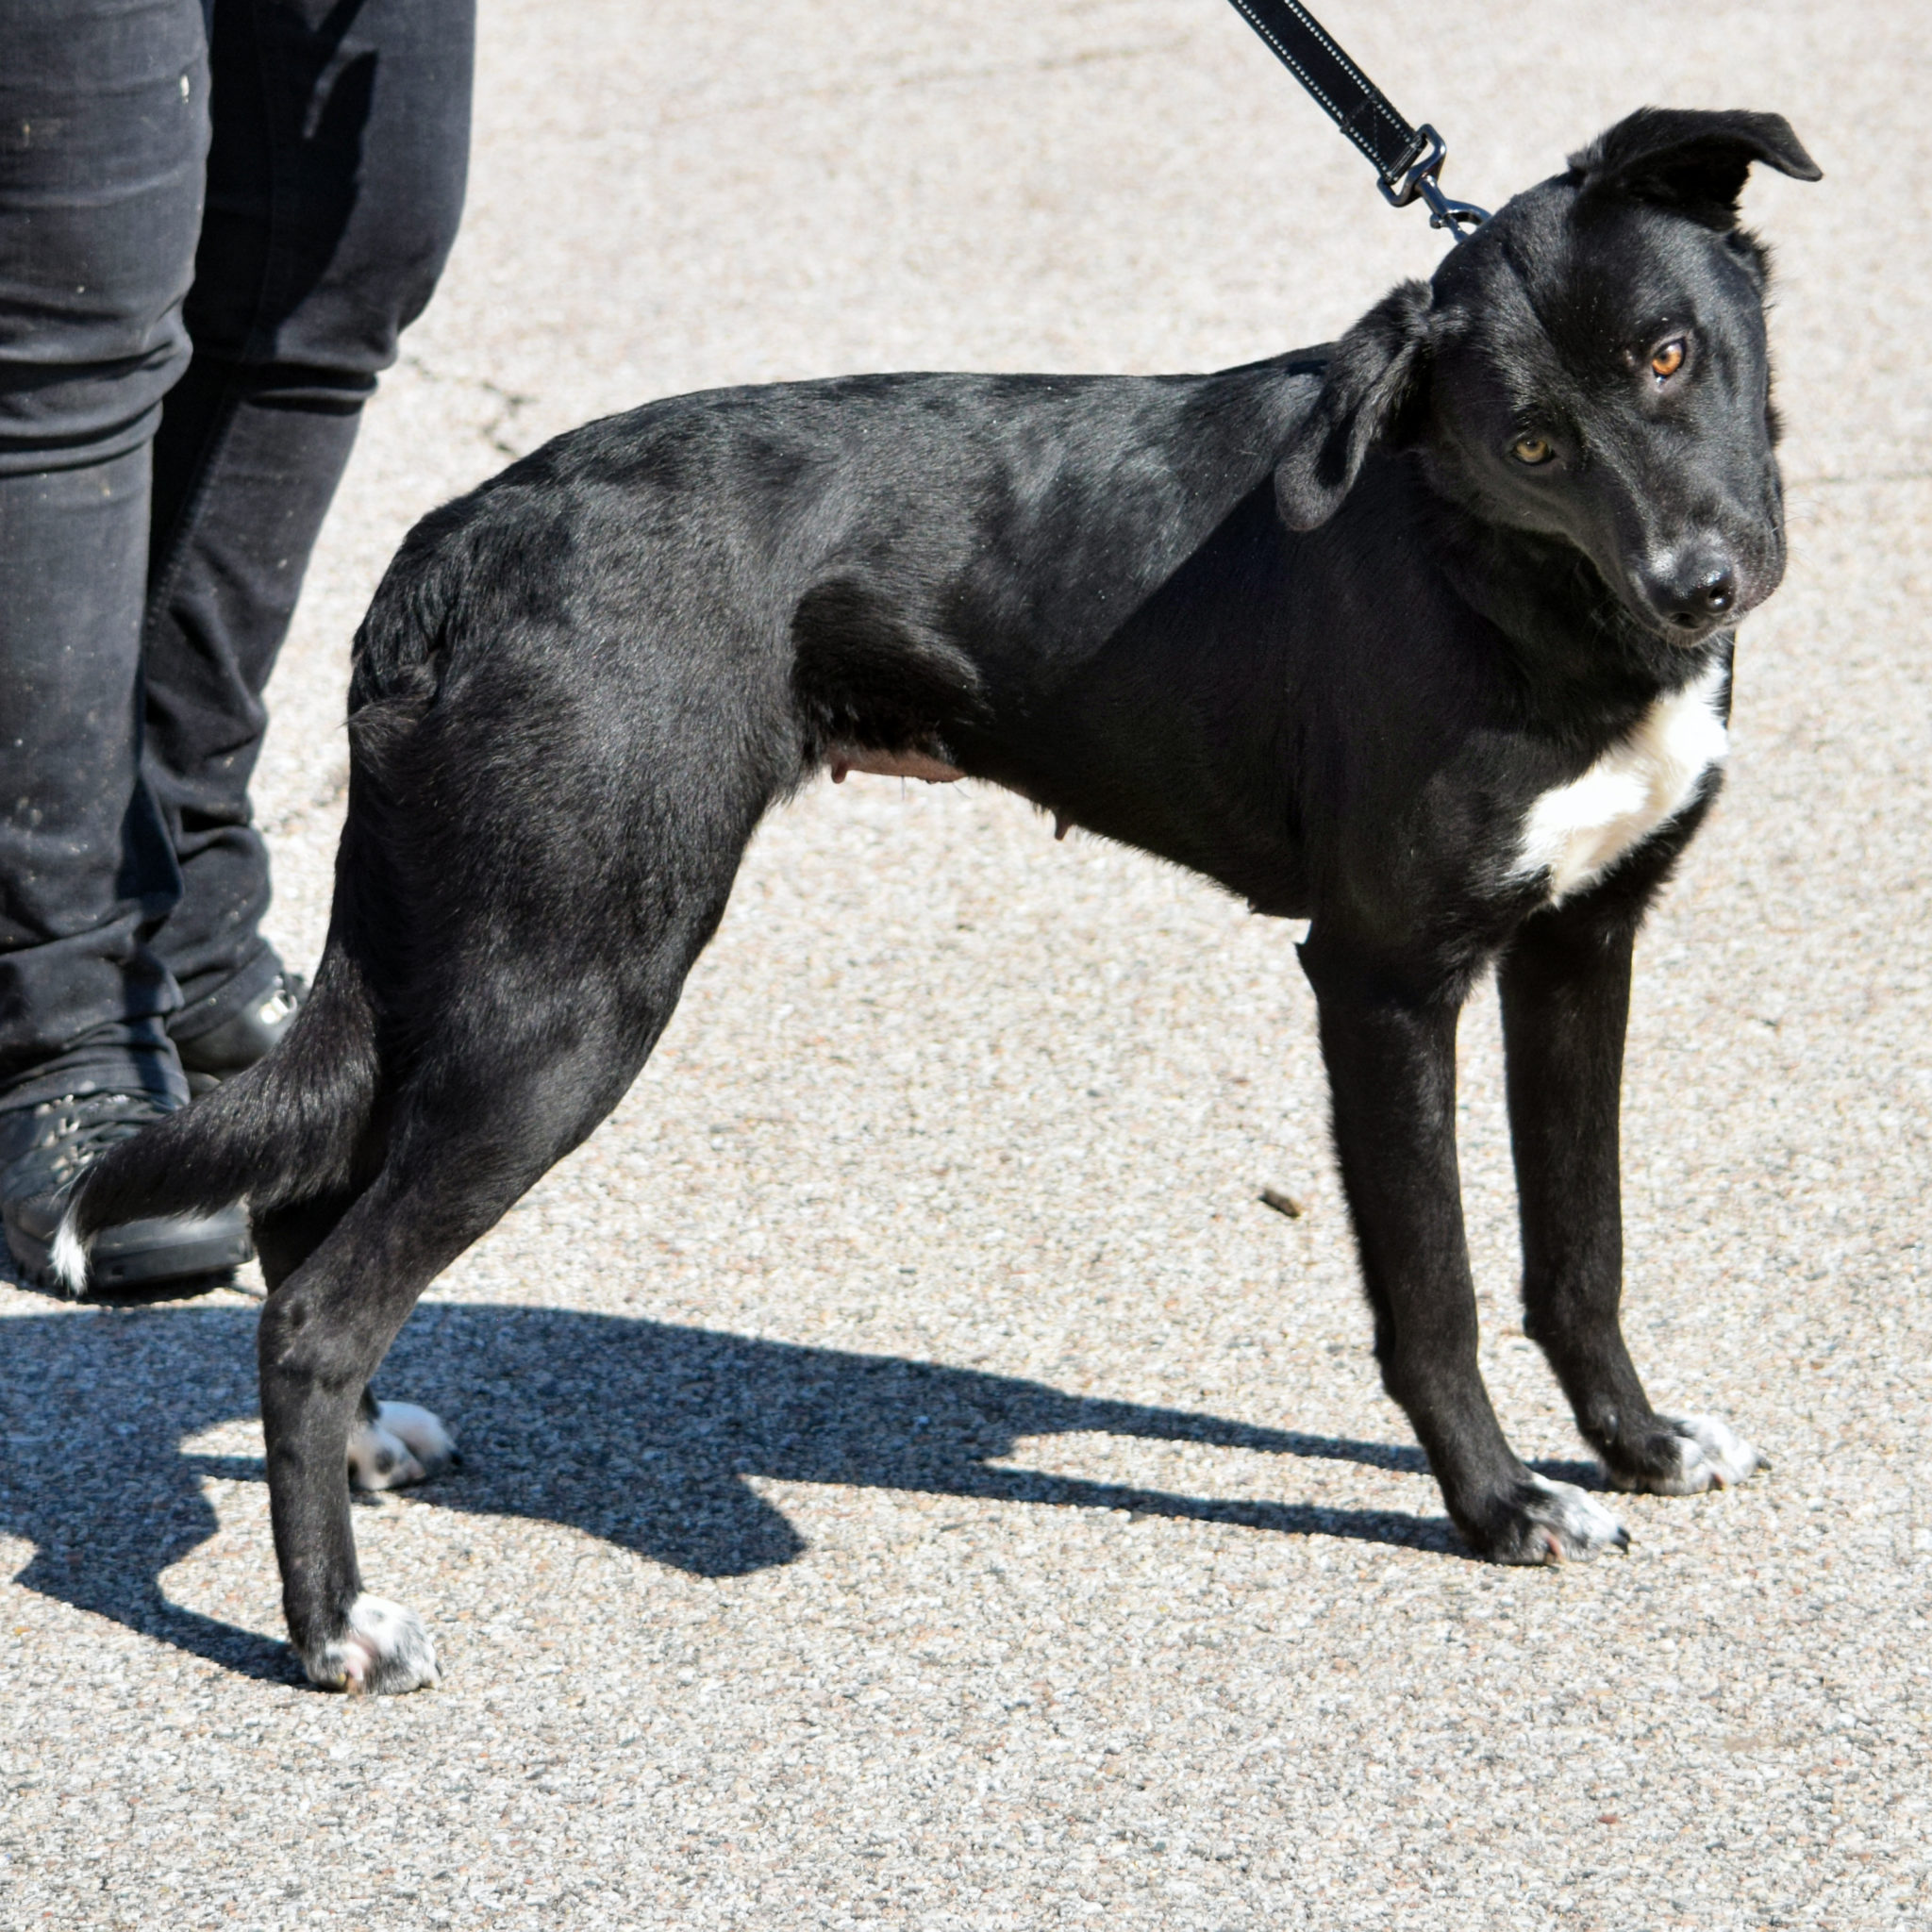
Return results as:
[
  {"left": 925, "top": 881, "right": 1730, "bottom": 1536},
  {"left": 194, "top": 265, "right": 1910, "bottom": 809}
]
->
[{"left": 0, "top": 1300, "right": 1479, "bottom": 1683}]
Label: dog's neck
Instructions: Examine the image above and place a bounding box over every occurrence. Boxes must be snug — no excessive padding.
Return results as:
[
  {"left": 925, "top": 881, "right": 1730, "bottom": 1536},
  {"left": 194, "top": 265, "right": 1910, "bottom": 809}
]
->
[{"left": 1411, "top": 471, "right": 1726, "bottom": 731}]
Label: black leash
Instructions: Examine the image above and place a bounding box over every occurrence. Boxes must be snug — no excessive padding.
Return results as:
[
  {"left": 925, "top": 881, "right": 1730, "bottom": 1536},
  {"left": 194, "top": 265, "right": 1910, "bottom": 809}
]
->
[{"left": 1221, "top": 0, "right": 1489, "bottom": 240}]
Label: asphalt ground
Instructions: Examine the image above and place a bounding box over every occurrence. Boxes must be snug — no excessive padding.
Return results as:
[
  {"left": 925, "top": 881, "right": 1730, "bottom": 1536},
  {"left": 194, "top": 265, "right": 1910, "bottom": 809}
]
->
[{"left": 4, "top": 2, "right": 1930, "bottom": 1926}]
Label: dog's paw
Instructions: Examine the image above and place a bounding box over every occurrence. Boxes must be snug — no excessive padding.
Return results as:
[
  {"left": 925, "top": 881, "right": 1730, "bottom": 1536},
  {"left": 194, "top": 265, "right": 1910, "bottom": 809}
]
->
[
  {"left": 1607, "top": 1412, "right": 1768, "bottom": 1496},
  {"left": 305, "top": 1595, "right": 439, "bottom": 1695},
  {"left": 347, "top": 1401, "right": 457, "bottom": 1491},
  {"left": 1483, "top": 1473, "right": 1631, "bottom": 1565}
]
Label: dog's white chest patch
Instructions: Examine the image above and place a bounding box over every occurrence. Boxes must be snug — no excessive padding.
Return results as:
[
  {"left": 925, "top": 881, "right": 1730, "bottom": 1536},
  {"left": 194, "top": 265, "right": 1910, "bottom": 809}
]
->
[{"left": 1511, "top": 662, "right": 1728, "bottom": 903}]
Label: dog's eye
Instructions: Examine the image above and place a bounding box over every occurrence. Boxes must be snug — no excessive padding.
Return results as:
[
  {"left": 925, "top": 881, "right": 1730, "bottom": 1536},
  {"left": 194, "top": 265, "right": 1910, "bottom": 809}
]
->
[
  {"left": 1509, "top": 435, "right": 1555, "bottom": 466},
  {"left": 1650, "top": 340, "right": 1687, "bottom": 379}
]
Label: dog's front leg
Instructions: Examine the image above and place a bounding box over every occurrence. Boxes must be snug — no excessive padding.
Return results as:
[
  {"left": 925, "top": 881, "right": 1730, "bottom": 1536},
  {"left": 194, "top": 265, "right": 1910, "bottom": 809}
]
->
[
  {"left": 1303, "top": 942, "right": 1629, "bottom": 1562},
  {"left": 1500, "top": 903, "right": 1768, "bottom": 1496}
]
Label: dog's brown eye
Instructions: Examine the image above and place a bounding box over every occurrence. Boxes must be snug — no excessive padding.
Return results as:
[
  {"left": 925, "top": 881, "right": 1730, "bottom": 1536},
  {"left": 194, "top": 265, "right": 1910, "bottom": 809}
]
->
[
  {"left": 1650, "top": 340, "right": 1686, "bottom": 379},
  {"left": 1510, "top": 435, "right": 1554, "bottom": 465}
]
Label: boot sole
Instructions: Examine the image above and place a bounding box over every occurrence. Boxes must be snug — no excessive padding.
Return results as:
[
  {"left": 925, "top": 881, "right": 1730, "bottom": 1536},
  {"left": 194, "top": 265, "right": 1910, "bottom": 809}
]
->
[{"left": 7, "top": 1215, "right": 254, "bottom": 1295}]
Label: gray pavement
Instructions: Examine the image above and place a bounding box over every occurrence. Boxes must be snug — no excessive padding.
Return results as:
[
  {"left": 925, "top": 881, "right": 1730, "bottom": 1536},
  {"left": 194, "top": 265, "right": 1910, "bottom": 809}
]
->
[{"left": 4, "top": 2, "right": 1931, "bottom": 1926}]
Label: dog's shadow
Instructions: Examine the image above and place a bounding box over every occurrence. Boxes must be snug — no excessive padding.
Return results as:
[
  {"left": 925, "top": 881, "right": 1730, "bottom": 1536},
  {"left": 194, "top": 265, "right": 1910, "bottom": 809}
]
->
[{"left": 1, "top": 1299, "right": 1567, "bottom": 1682}]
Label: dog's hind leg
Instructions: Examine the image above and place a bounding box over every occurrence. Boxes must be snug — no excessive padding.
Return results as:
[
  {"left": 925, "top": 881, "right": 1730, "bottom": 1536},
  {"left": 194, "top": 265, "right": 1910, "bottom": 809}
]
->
[
  {"left": 257, "top": 1098, "right": 598, "bottom": 1693},
  {"left": 255, "top": 1166, "right": 458, "bottom": 1494},
  {"left": 256, "top": 1162, "right": 481, "bottom": 1694},
  {"left": 1500, "top": 898, "right": 1768, "bottom": 1498},
  {"left": 255, "top": 1193, "right": 358, "bottom": 1292},
  {"left": 256, "top": 850, "right": 750, "bottom": 1690}
]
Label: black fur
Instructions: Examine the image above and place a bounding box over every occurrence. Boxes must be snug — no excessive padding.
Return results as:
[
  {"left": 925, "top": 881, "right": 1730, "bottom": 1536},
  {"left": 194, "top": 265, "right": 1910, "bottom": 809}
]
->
[{"left": 69, "top": 108, "right": 1818, "bottom": 1685}]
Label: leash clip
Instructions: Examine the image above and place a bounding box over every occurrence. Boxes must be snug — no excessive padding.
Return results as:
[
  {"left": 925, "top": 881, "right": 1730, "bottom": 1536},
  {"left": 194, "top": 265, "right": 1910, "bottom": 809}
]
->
[{"left": 1378, "top": 125, "right": 1491, "bottom": 242}]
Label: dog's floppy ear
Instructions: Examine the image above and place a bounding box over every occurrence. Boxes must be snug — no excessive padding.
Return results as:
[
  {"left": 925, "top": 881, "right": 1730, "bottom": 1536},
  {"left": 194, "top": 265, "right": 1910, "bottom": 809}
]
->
[
  {"left": 1569, "top": 108, "right": 1821, "bottom": 229},
  {"left": 1274, "top": 279, "right": 1431, "bottom": 532}
]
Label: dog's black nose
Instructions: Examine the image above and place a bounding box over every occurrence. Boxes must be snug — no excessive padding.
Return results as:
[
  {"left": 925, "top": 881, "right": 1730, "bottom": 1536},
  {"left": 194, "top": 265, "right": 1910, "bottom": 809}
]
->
[
  {"left": 1692, "top": 568, "right": 1736, "bottom": 618},
  {"left": 1655, "top": 561, "right": 1739, "bottom": 632}
]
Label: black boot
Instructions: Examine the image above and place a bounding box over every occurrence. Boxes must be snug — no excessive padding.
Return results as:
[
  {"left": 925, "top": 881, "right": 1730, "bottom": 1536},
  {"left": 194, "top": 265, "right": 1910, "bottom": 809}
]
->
[
  {"left": 0, "top": 1091, "right": 253, "bottom": 1296},
  {"left": 172, "top": 969, "right": 305, "bottom": 1095}
]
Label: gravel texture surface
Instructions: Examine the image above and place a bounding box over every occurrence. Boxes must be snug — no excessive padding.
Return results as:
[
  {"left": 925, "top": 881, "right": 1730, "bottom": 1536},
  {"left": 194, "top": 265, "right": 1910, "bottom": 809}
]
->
[{"left": 4, "top": 2, "right": 1930, "bottom": 1926}]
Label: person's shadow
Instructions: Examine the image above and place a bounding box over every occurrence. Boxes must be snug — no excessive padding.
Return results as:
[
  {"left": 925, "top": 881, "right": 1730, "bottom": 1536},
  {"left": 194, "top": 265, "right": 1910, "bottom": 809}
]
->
[{"left": 2, "top": 1299, "right": 1565, "bottom": 1684}]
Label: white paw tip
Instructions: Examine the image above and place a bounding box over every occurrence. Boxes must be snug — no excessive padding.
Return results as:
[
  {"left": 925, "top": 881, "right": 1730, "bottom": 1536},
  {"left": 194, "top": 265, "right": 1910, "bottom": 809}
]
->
[
  {"left": 1524, "top": 1473, "right": 1630, "bottom": 1560},
  {"left": 347, "top": 1401, "right": 457, "bottom": 1491},
  {"left": 1671, "top": 1413, "right": 1769, "bottom": 1491},
  {"left": 309, "top": 1595, "right": 439, "bottom": 1695},
  {"left": 376, "top": 1400, "right": 456, "bottom": 1465}
]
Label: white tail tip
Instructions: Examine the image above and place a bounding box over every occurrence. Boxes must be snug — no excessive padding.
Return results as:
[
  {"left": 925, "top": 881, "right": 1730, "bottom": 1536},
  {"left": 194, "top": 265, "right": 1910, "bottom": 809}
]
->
[{"left": 49, "top": 1215, "right": 92, "bottom": 1297}]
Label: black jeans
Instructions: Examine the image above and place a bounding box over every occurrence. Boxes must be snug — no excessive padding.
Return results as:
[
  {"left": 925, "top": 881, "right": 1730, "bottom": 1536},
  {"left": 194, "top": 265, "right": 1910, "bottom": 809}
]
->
[{"left": 0, "top": 0, "right": 473, "bottom": 1111}]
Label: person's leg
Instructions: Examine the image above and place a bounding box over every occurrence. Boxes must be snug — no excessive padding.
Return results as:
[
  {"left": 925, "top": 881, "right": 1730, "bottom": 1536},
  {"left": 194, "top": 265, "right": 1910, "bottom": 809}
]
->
[
  {"left": 143, "top": 0, "right": 475, "bottom": 1060},
  {"left": 0, "top": 456, "right": 182, "bottom": 1109},
  {"left": 0, "top": 0, "right": 252, "bottom": 1289},
  {"left": 0, "top": 0, "right": 207, "bottom": 1112}
]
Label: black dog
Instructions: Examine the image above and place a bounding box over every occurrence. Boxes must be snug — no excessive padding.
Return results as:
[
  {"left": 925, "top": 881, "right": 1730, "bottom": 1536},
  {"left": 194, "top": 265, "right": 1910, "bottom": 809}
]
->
[{"left": 63, "top": 108, "right": 1819, "bottom": 1691}]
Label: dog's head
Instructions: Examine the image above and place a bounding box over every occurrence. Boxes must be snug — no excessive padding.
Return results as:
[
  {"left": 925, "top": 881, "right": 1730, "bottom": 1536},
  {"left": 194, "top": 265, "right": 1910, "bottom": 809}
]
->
[{"left": 1275, "top": 108, "right": 1821, "bottom": 645}]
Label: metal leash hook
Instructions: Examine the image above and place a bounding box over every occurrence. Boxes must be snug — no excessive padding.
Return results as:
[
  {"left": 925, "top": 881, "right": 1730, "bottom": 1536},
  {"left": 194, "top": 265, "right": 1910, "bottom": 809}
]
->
[
  {"left": 1377, "top": 125, "right": 1491, "bottom": 242},
  {"left": 1220, "top": 0, "right": 1491, "bottom": 244}
]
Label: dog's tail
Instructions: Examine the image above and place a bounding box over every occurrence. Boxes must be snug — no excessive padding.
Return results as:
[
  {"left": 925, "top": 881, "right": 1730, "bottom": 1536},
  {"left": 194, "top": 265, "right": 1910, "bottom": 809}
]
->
[{"left": 51, "top": 941, "right": 385, "bottom": 1292}]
